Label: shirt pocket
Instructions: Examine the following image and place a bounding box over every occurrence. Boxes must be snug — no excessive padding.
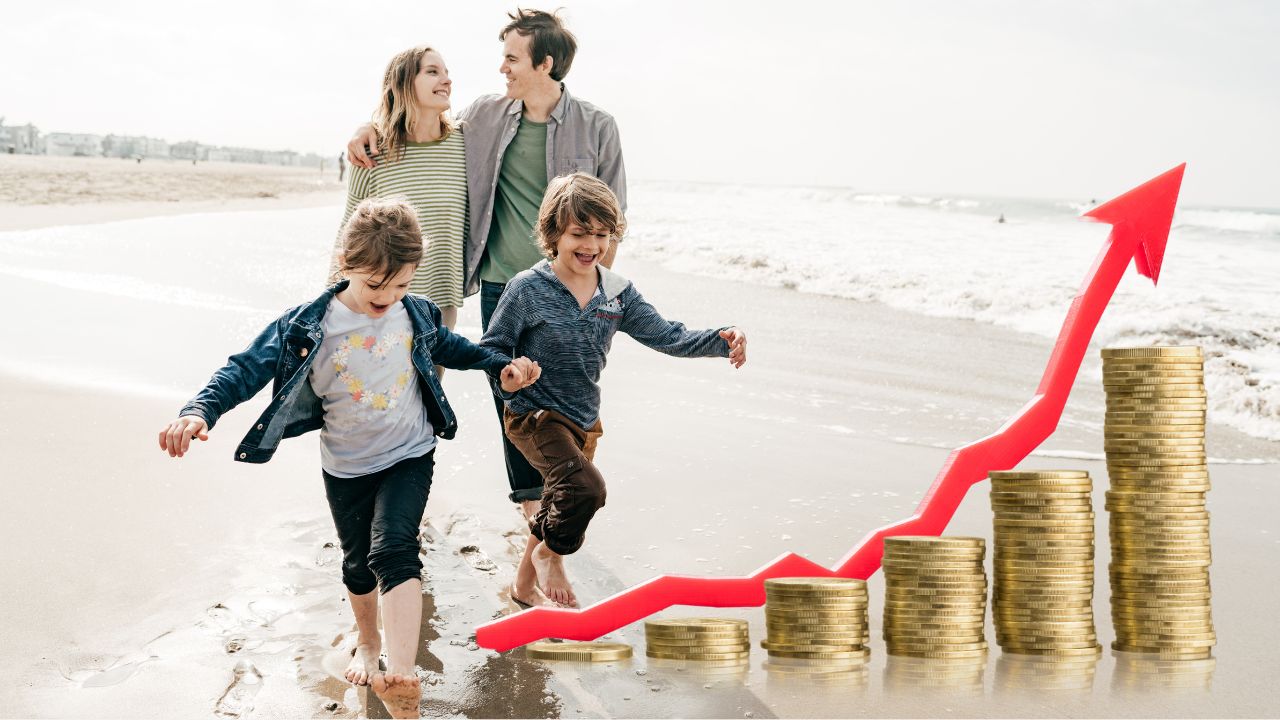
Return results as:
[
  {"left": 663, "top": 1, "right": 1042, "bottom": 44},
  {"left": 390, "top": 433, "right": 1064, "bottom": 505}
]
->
[{"left": 556, "top": 156, "right": 597, "bottom": 176}]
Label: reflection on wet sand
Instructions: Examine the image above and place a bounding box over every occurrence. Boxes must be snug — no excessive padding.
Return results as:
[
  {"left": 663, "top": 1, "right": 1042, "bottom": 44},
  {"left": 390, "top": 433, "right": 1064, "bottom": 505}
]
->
[
  {"left": 994, "top": 652, "right": 1099, "bottom": 695},
  {"left": 883, "top": 654, "right": 987, "bottom": 697},
  {"left": 763, "top": 656, "right": 870, "bottom": 689},
  {"left": 646, "top": 657, "right": 750, "bottom": 685},
  {"left": 1111, "top": 650, "right": 1216, "bottom": 694}
]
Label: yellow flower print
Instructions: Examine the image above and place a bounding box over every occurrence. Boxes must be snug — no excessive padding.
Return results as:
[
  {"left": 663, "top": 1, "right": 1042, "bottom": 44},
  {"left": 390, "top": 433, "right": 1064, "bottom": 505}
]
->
[{"left": 370, "top": 394, "right": 389, "bottom": 410}]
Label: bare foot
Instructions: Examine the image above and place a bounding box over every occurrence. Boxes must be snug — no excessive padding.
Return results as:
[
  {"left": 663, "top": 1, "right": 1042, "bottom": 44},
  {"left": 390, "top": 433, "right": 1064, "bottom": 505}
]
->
[
  {"left": 531, "top": 541, "right": 578, "bottom": 608},
  {"left": 344, "top": 642, "right": 381, "bottom": 686},
  {"left": 372, "top": 669, "right": 421, "bottom": 719},
  {"left": 510, "top": 582, "right": 563, "bottom": 609}
]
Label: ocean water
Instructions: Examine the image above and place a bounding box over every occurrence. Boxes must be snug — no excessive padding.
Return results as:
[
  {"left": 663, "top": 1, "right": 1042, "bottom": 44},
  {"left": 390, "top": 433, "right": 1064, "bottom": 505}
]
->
[
  {"left": 625, "top": 181, "right": 1280, "bottom": 442},
  {"left": 0, "top": 183, "right": 1276, "bottom": 446}
]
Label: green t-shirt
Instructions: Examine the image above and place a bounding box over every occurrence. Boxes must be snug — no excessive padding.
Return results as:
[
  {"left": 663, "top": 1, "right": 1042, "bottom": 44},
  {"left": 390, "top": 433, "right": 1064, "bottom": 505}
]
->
[{"left": 479, "top": 118, "right": 549, "bottom": 284}]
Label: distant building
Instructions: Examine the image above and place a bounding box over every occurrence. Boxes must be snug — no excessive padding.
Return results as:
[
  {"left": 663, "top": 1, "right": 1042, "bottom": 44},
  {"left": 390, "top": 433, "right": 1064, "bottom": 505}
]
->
[
  {"left": 0, "top": 117, "right": 42, "bottom": 154},
  {"left": 101, "top": 134, "right": 170, "bottom": 158},
  {"left": 45, "top": 132, "right": 102, "bottom": 157}
]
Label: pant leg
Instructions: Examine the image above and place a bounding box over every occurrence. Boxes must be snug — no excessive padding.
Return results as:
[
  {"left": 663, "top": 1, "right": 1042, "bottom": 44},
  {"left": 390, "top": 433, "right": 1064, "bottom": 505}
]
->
[
  {"left": 504, "top": 409, "right": 606, "bottom": 556},
  {"left": 366, "top": 451, "right": 435, "bottom": 594},
  {"left": 322, "top": 469, "right": 381, "bottom": 595},
  {"left": 481, "top": 280, "right": 544, "bottom": 504}
]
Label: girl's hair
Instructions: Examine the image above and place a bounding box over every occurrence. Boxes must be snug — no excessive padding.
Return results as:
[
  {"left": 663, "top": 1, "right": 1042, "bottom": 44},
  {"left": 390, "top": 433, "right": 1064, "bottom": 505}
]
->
[
  {"left": 339, "top": 198, "right": 424, "bottom": 288},
  {"left": 535, "top": 173, "right": 626, "bottom": 258},
  {"left": 372, "top": 45, "right": 455, "bottom": 163}
]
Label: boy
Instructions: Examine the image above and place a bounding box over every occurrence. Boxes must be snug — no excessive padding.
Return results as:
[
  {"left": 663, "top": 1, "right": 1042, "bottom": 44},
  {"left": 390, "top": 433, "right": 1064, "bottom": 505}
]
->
[{"left": 481, "top": 173, "right": 747, "bottom": 607}]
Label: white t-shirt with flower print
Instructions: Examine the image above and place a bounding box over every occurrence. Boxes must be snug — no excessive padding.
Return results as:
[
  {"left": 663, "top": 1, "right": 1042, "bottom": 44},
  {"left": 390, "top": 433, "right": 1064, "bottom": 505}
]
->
[{"left": 309, "top": 297, "right": 436, "bottom": 477}]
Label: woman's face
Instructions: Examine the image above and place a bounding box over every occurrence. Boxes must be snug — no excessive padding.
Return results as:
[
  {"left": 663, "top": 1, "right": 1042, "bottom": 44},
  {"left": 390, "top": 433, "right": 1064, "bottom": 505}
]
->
[{"left": 412, "top": 50, "right": 451, "bottom": 112}]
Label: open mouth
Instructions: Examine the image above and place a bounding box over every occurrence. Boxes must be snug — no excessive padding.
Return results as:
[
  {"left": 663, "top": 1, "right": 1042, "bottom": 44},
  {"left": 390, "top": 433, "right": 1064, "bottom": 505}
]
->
[
  {"left": 574, "top": 252, "right": 597, "bottom": 266},
  {"left": 370, "top": 302, "right": 390, "bottom": 313}
]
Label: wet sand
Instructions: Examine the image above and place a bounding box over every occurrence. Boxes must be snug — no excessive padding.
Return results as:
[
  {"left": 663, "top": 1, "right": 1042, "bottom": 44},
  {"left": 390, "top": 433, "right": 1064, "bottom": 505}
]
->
[{"left": 1, "top": 199, "right": 1277, "bottom": 718}]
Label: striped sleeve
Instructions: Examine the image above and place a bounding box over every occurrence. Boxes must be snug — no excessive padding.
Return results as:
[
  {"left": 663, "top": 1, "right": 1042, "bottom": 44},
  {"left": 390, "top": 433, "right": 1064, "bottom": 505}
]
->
[{"left": 328, "top": 163, "right": 375, "bottom": 285}]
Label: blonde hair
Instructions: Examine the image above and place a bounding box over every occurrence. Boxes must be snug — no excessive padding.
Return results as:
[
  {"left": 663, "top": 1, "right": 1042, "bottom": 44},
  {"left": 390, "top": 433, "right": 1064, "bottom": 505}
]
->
[
  {"left": 339, "top": 198, "right": 424, "bottom": 288},
  {"left": 535, "top": 173, "right": 626, "bottom": 258},
  {"left": 372, "top": 45, "right": 455, "bottom": 163}
]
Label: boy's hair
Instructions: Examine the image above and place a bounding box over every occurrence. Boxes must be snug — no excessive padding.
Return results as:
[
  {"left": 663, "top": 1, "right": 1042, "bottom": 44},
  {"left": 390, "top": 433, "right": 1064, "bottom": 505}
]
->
[
  {"left": 372, "top": 45, "right": 456, "bottom": 163},
  {"left": 500, "top": 8, "right": 577, "bottom": 81},
  {"left": 340, "top": 198, "right": 424, "bottom": 288},
  {"left": 535, "top": 173, "right": 625, "bottom": 258}
]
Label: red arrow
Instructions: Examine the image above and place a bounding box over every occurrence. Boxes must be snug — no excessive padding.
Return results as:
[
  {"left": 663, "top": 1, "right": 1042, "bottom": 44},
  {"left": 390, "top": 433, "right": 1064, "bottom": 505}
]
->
[{"left": 476, "top": 164, "right": 1186, "bottom": 652}]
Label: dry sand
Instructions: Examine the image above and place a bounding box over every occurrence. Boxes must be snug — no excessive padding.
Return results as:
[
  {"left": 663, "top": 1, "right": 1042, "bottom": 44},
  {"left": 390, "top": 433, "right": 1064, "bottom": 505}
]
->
[
  {"left": 0, "top": 154, "right": 344, "bottom": 231},
  {"left": 1, "top": 190, "right": 1277, "bottom": 718}
]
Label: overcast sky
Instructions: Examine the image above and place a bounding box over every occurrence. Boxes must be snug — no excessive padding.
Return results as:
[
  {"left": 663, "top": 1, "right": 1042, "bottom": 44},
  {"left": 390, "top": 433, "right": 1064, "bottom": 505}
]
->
[{"left": 3, "top": 0, "right": 1278, "bottom": 208}]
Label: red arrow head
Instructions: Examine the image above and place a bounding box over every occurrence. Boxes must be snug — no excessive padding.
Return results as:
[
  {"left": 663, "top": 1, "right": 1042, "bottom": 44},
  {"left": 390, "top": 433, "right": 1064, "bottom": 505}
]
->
[{"left": 1082, "top": 163, "right": 1186, "bottom": 285}]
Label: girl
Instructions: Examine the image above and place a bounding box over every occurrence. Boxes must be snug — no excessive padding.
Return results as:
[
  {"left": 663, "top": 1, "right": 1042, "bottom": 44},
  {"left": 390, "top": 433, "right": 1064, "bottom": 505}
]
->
[
  {"left": 161, "top": 198, "right": 539, "bottom": 718},
  {"left": 481, "top": 173, "right": 747, "bottom": 608},
  {"left": 329, "top": 45, "right": 467, "bottom": 335}
]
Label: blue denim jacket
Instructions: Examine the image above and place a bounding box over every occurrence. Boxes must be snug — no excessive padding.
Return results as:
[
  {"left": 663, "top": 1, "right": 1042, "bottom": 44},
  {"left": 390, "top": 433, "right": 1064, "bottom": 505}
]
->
[{"left": 179, "top": 281, "right": 511, "bottom": 464}]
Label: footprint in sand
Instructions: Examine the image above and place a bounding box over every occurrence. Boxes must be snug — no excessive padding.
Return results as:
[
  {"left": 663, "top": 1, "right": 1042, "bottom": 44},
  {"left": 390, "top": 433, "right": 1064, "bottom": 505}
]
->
[
  {"left": 214, "top": 660, "right": 263, "bottom": 718},
  {"left": 61, "top": 652, "right": 159, "bottom": 688},
  {"left": 459, "top": 545, "right": 498, "bottom": 573}
]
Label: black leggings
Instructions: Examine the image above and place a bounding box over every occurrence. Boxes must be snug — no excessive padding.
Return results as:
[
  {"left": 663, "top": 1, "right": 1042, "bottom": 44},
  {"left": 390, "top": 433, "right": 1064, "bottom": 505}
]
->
[{"left": 322, "top": 451, "right": 434, "bottom": 595}]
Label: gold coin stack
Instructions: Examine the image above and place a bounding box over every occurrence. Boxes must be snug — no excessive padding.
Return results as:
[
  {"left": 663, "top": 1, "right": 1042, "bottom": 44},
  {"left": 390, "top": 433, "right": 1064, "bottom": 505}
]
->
[
  {"left": 760, "top": 577, "right": 870, "bottom": 661},
  {"left": 525, "top": 640, "right": 632, "bottom": 662},
  {"left": 644, "top": 617, "right": 750, "bottom": 663},
  {"left": 988, "top": 470, "right": 1100, "bottom": 657},
  {"left": 882, "top": 537, "right": 988, "bottom": 659},
  {"left": 1102, "top": 345, "right": 1215, "bottom": 659}
]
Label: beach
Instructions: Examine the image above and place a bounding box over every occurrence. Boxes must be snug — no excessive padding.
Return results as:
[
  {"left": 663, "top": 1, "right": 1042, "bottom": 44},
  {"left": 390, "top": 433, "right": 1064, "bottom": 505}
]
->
[{"left": 1, "top": 160, "right": 1278, "bottom": 718}]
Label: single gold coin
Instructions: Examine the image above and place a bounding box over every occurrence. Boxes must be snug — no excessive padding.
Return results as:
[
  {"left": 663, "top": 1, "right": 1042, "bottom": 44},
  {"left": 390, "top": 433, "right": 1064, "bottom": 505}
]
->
[
  {"left": 526, "top": 641, "right": 632, "bottom": 662},
  {"left": 1100, "top": 346, "right": 1203, "bottom": 359},
  {"left": 885, "top": 536, "right": 985, "bottom": 548},
  {"left": 646, "top": 649, "right": 751, "bottom": 661},
  {"left": 765, "top": 648, "right": 872, "bottom": 660},
  {"left": 645, "top": 618, "right": 748, "bottom": 632},
  {"left": 765, "top": 577, "right": 866, "bottom": 592}
]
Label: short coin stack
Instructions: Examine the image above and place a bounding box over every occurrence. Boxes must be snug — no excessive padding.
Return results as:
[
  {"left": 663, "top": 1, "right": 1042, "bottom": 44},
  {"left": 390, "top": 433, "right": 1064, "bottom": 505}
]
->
[
  {"left": 525, "top": 641, "right": 632, "bottom": 662},
  {"left": 989, "top": 470, "right": 1100, "bottom": 657},
  {"left": 760, "top": 577, "right": 870, "bottom": 661},
  {"left": 882, "top": 537, "right": 988, "bottom": 659},
  {"left": 1102, "top": 345, "right": 1215, "bottom": 659},
  {"left": 644, "top": 618, "right": 750, "bottom": 663}
]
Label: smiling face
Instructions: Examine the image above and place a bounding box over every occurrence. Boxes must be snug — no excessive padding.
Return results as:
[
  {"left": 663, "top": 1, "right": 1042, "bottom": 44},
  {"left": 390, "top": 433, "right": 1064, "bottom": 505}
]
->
[
  {"left": 499, "top": 31, "right": 548, "bottom": 100},
  {"left": 337, "top": 264, "right": 417, "bottom": 318},
  {"left": 411, "top": 50, "right": 451, "bottom": 113},
  {"left": 551, "top": 220, "right": 612, "bottom": 280}
]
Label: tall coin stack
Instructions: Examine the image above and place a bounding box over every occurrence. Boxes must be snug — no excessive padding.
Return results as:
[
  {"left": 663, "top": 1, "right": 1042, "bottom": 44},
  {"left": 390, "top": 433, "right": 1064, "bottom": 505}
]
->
[
  {"left": 760, "top": 577, "right": 870, "bottom": 661},
  {"left": 1102, "top": 345, "right": 1215, "bottom": 659},
  {"left": 882, "top": 537, "right": 988, "bottom": 659},
  {"left": 989, "top": 470, "right": 1100, "bottom": 657},
  {"left": 644, "top": 618, "right": 750, "bottom": 663}
]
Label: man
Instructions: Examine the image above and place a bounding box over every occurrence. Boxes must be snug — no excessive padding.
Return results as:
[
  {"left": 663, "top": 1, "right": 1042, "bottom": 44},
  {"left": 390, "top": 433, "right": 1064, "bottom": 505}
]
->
[{"left": 348, "top": 9, "right": 627, "bottom": 608}]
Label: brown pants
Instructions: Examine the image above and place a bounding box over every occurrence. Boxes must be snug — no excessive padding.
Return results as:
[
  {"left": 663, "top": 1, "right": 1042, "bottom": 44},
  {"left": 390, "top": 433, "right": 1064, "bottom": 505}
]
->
[{"left": 504, "top": 408, "right": 605, "bottom": 555}]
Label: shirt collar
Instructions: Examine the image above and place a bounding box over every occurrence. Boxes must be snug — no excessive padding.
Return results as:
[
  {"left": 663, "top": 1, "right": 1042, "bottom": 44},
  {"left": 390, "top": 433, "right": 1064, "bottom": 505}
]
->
[{"left": 506, "top": 83, "right": 571, "bottom": 121}]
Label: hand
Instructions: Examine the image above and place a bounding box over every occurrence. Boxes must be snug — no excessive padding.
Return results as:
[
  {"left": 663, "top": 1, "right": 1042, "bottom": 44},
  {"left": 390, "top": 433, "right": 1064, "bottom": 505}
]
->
[
  {"left": 720, "top": 327, "right": 747, "bottom": 368},
  {"left": 158, "top": 415, "right": 209, "bottom": 458},
  {"left": 500, "top": 357, "right": 542, "bottom": 393},
  {"left": 346, "top": 124, "right": 379, "bottom": 169}
]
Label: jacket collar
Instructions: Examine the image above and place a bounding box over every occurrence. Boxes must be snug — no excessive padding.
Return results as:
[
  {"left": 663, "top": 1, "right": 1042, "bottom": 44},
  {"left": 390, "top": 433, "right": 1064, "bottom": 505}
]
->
[
  {"left": 506, "top": 83, "right": 571, "bottom": 123},
  {"left": 533, "top": 259, "right": 630, "bottom": 303}
]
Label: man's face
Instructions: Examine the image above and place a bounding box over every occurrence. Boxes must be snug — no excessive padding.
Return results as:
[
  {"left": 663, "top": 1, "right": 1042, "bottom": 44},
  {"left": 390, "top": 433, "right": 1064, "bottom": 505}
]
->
[{"left": 499, "top": 31, "right": 545, "bottom": 100}]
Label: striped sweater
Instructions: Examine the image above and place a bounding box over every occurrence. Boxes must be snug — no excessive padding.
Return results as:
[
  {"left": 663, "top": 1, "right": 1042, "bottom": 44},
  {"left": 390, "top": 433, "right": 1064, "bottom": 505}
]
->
[
  {"left": 331, "top": 130, "right": 468, "bottom": 307},
  {"left": 481, "top": 260, "right": 730, "bottom": 430}
]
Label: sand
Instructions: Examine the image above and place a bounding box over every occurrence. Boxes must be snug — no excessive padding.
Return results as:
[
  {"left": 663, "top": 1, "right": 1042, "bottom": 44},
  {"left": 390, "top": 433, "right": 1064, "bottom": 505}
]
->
[{"left": 1, "top": 191, "right": 1277, "bottom": 718}]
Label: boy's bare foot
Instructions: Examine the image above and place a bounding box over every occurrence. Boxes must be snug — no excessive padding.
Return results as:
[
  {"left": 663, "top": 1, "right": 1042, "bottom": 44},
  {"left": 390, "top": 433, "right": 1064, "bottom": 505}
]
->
[
  {"left": 345, "top": 641, "right": 381, "bottom": 686},
  {"left": 372, "top": 669, "right": 421, "bottom": 719},
  {"left": 531, "top": 541, "right": 578, "bottom": 608}
]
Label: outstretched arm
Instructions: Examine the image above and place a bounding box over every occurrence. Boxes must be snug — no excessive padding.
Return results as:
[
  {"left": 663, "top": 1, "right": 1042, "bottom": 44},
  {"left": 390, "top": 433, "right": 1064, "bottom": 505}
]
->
[{"left": 619, "top": 289, "right": 734, "bottom": 360}]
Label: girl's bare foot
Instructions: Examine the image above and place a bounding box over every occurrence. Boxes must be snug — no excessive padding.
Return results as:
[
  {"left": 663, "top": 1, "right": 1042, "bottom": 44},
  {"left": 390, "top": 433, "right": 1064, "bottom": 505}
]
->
[
  {"left": 344, "top": 641, "right": 381, "bottom": 686},
  {"left": 531, "top": 541, "right": 578, "bottom": 608},
  {"left": 510, "top": 582, "right": 562, "bottom": 609},
  {"left": 372, "top": 669, "right": 421, "bottom": 719}
]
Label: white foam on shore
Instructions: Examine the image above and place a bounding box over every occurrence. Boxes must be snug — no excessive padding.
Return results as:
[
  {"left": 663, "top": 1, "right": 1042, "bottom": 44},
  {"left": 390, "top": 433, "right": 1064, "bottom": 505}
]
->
[{"left": 626, "top": 181, "right": 1280, "bottom": 443}]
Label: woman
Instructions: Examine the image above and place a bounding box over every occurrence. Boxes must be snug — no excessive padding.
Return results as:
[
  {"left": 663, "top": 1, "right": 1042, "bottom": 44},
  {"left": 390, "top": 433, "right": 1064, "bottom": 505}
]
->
[{"left": 330, "top": 45, "right": 467, "bottom": 332}]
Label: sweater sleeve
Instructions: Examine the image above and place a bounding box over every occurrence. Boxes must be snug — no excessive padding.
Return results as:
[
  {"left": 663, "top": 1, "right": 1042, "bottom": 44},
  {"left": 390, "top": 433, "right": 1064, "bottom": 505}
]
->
[{"left": 618, "top": 287, "right": 730, "bottom": 358}]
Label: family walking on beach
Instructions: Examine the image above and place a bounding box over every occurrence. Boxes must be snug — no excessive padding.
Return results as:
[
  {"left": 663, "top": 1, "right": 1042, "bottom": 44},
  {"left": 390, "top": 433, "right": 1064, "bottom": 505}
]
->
[{"left": 158, "top": 8, "right": 746, "bottom": 717}]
